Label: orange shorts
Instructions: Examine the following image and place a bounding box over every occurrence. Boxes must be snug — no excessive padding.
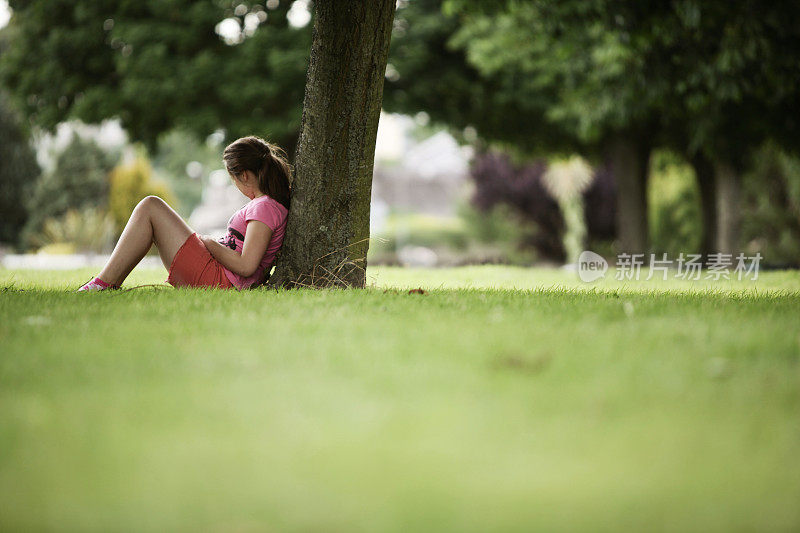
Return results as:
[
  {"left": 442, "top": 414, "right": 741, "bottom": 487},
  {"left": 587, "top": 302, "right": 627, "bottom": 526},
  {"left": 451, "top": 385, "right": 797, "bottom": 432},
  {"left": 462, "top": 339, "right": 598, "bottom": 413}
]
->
[{"left": 166, "top": 233, "right": 234, "bottom": 289}]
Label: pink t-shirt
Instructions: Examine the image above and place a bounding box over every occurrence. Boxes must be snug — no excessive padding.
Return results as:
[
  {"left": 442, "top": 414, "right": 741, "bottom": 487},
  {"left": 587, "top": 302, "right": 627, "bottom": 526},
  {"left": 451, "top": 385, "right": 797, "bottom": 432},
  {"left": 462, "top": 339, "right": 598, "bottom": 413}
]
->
[{"left": 217, "top": 195, "right": 288, "bottom": 289}]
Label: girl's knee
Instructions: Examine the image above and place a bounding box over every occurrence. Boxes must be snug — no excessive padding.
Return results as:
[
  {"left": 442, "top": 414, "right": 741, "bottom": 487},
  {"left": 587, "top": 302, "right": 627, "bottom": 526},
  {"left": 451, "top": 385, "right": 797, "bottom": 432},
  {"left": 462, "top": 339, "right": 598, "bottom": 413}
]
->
[{"left": 137, "top": 195, "right": 166, "bottom": 213}]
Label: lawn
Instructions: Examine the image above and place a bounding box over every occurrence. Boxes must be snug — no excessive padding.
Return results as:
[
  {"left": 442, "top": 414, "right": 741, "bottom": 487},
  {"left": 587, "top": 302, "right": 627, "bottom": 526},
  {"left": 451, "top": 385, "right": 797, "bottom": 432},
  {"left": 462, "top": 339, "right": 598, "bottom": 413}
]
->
[{"left": 1, "top": 265, "right": 799, "bottom": 531}]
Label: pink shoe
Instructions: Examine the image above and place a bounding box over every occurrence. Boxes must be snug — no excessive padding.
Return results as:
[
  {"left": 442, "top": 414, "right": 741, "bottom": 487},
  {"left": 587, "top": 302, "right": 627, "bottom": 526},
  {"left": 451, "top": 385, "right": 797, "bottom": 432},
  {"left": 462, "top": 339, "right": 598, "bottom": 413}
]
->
[{"left": 78, "top": 277, "right": 120, "bottom": 292}]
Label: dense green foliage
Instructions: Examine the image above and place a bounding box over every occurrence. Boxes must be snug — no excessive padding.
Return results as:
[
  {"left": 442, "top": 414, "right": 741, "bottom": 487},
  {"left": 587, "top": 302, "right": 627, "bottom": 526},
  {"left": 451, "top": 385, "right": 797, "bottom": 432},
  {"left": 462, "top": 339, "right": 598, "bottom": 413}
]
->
[
  {"left": 393, "top": 1, "right": 800, "bottom": 162},
  {"left": 8, "top": 0, "right": 796, "bottom": 163},
  {"left": 0, "top": 90, "right": 40, "bottom": 247},
  {"left": 385, "top": 0, "right": 572, "bottom": 154},
  {"left": 0, "top": 0, "right": 311, "bottom": 150},
  {"left": 1, "top": 266, "right": 799, "bottom": 530}
]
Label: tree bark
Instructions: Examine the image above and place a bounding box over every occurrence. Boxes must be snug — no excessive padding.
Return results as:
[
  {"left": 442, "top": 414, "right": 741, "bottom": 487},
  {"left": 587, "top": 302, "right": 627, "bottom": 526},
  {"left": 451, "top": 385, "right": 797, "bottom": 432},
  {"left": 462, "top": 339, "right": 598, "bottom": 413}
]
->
[
  {"left": 714, "top": 161, "right": 741, "bottom": 256},
  {"left": 690, "top": 153, "right": 717, "bottom": 259},
  {"left": 268, "top": 0, "right": 396, "bottom": 288},
  {"left": 609, "top": 136, "right": 650, "bottom": 254}
]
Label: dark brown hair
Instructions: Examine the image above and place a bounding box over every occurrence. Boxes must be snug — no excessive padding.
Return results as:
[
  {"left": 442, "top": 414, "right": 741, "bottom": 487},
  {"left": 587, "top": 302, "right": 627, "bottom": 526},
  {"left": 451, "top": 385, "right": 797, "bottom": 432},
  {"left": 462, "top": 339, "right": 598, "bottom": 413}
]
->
[{"left": 222, "top": 135, "right": 292, "bottom": 210}]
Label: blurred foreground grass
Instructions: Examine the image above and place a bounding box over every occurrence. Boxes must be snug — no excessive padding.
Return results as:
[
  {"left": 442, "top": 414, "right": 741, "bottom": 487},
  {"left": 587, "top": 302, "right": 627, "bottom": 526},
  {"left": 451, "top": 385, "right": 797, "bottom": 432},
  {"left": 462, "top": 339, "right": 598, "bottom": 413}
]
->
[{"left": 1, "top": 265, "right": 799, "bottom": 531}]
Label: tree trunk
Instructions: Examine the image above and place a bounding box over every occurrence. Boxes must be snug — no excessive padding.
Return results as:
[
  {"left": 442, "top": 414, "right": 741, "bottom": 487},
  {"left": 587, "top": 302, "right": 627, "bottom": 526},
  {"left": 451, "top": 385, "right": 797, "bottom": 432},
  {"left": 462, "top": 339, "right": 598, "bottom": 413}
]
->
[
  {"left": 714, "top": 161, "right": 741, "bottom": 256},
  {"left": 268, "top": 0, "right": 396, "bottom": 288},
  {"left": 691, "top": 153, "right": 717, "bottom": 259},
  {"left": 610, "top": 136, "right": 650, "bottom": 254}
]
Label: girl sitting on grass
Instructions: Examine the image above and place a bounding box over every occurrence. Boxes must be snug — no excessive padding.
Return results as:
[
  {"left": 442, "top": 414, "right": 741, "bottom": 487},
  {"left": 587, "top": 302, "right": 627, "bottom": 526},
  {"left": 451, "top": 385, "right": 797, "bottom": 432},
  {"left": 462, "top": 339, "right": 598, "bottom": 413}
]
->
[{"left": 78, "top": 136, "right": 291, "bottom": 291}]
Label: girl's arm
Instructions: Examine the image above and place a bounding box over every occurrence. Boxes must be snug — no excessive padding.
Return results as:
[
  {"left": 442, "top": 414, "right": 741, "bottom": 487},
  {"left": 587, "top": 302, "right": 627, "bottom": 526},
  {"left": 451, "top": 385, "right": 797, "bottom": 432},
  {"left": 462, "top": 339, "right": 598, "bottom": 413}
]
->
[{"left": 200, "top": 220, "right": 273, "bottom": 277}]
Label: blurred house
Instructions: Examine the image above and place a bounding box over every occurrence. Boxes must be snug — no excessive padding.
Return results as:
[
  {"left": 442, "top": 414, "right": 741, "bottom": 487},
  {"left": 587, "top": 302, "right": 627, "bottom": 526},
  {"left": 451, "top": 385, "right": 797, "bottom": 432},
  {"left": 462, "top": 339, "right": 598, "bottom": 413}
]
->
[
  {"left": 188, "top": 170, "right": 248, "bottom": 237},
  {"left": 370, "top": 113, "right": 472, "bottom": 234},
  {"left": 372, "top": 131, "right": 470, "bottom": 215}
]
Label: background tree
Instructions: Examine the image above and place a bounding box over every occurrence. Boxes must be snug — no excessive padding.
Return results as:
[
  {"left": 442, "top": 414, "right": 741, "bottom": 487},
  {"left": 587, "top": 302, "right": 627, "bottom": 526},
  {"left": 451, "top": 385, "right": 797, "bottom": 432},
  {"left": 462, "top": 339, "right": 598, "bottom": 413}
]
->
[
  {"left": 0, "top": 89, "right": 40, "bottom": 248},
  {"left": 383, "top": 0, "right": 575, "bottom": 155},
  {"left": 386, "top": 0, "right": 656, "bottom": 254},
  {"left": 388, "top": 0, "right": 800, "bottom": 257},
  {"left": 268, "top": 0, "right": 396, "bottom": 288},
  {"left": 0, "top": 0, "right": 310, "bottom": 152},
  {"left": 649, "top": 1, "right": 800, "bottom": 255},
  {"left": 741, "top": 144, "right": 800, "bottom": 268},
  {"left": 21, "top": 134, "right": 116, "bottom": 248}
]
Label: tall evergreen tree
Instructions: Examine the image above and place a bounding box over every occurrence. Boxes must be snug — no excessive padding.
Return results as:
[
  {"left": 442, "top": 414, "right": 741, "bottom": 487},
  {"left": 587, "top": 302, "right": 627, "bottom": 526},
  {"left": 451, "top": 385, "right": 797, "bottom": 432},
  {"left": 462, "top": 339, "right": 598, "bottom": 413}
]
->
[{"left": 0, "top": 89, "right": 40, "bottom": 247}]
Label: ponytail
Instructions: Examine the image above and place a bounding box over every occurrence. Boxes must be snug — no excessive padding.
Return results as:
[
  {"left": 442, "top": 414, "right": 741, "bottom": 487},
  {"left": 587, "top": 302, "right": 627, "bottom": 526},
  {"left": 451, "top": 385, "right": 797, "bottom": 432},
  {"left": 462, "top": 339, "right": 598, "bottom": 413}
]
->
[{"left": 223, "top": 135, "right": 292, "bottom": 210}]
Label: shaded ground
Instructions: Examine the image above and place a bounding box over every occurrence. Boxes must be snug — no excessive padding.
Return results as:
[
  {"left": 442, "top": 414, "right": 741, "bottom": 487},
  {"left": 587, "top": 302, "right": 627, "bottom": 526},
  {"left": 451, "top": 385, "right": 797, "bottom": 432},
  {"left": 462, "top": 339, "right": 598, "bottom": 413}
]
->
[{"left": 1, "top": 266, "right": 799, "bottom": 531}]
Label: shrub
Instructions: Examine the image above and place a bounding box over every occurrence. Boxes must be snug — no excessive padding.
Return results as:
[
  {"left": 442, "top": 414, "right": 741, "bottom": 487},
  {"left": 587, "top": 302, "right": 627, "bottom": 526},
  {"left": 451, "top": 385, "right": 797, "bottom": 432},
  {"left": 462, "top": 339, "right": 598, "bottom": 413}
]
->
[
  {"left": 468, "top": 150, "right": 619, "bottom": 263},
  {"left": 458, "top": 202, "right": 538, "bottom": 265},
  {"left": 108, "top": 155, "right": 176, "bottom": 233},
  {"left": 648, "top": 151, "right": 702, "bottom": 256},
  {"left": 32, "top": 207, "right": 116, "bottom": 254},
  {"left": 469, "top": 150, "right": 565, "bottom": 262}
]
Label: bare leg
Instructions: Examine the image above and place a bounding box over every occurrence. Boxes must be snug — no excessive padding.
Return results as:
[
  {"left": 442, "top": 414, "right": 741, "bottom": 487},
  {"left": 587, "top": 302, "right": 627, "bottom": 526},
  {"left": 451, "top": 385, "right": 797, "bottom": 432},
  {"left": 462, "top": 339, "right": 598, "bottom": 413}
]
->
[{"left": 98, "top": 196, "right": 193, "bottom": 286}]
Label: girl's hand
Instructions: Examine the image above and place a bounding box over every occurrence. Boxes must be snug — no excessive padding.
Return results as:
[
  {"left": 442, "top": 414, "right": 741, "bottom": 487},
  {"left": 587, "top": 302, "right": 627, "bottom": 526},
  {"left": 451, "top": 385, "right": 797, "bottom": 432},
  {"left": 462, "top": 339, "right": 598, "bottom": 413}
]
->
[{"left": 200, "top": 223, "right": 272, "bottom": 278}]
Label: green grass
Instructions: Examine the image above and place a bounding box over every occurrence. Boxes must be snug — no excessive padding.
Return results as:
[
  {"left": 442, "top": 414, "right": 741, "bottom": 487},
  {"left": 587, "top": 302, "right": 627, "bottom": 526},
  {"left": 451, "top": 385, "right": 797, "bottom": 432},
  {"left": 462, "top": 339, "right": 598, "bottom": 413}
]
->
[{"left": 1, "top": 266, "right": 799, "bottom": 531}]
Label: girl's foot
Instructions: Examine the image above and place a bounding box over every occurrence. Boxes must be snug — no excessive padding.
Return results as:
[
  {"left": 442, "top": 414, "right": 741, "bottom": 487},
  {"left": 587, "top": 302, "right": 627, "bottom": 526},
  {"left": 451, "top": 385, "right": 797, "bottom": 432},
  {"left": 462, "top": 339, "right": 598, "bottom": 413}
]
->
[{"left": 78, "top": 277, "right": 120, "bottom": 292}]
